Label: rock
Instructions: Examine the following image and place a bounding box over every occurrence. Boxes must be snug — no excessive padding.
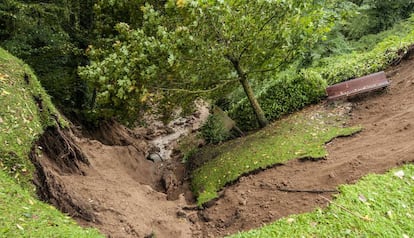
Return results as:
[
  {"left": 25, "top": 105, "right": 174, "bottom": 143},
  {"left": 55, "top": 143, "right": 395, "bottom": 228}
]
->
[
  {"left": 162, "top": 171, "right": 178, "bottom": 192},
  {"left": 176, "top": 209, "right": 187, "bottom": 218},
  {"left": 188, "top": 213, "right": 199, "bottom": 224},
  {"left": 147, "top": 153, "right": 163, "bottom": 163}
]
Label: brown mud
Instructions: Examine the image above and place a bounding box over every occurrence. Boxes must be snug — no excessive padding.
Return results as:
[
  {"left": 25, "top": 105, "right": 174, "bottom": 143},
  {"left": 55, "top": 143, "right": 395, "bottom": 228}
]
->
[{"left": 32, "top": 55, "right": 414, "bottom": 238}]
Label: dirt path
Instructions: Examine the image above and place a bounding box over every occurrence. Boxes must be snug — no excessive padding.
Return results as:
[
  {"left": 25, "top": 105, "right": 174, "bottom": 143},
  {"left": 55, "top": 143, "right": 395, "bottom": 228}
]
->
[{"left": 193, "top": 57, "right": 414, "bottom": 237}]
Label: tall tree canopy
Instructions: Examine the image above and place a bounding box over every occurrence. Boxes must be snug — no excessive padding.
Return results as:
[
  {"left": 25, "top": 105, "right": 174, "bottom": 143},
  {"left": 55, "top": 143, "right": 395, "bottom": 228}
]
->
[{"left": 79, "top": 0, "right": 340, "bottom": 126}]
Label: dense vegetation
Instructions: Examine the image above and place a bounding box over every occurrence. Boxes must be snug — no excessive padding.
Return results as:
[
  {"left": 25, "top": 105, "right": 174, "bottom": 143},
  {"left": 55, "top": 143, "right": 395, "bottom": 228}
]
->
[{"left": 1, "top": 0, "right": 413, "bottom": 128}]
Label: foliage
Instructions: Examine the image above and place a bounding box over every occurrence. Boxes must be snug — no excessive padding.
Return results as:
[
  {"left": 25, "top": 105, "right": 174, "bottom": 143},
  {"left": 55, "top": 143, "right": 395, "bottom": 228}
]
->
[
  {"left": 230, "top": 164, "right": 414, "bottom": 237},
  {"left": 0, "top": 170, "right": 103, "bottom": 237},
  {"left": 313, "top": 15, "right": 414, "bottom": 85},
  {"left": 79, "top": 0, "right": 340, "bottom": 126},
  {"left": 0, "top": 47, "right": 62, "bottom": 188},
  {"left": 200, "top": 114, "right": 230, "bottom": 144},
  {"left": 192, "top": 105, "right": 361, "bottom": 205},
  {"left": 342, "top": 0, "right": 414, "bottom": 39},
  {"left": 0, "top": 0, "right": 94, "bottom": 110},
  {"left": 93, "top": 0, "right": 165, "bottom": 39},
  {"left": 230, "top": 69, "right": 327, "bottom": 131}
]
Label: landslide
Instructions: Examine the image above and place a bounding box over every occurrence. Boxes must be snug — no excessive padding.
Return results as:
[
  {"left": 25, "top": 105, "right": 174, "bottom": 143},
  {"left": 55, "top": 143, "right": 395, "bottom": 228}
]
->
[
  {"left": 3, "top": 45, "right": 414, "bottom": 238},
  {"left": 191, "top": 51, "right": 414, "bottom": 237}
]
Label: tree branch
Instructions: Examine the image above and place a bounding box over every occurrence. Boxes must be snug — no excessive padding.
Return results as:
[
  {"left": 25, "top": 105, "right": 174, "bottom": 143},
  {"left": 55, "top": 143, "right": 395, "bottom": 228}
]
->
[
  {"left": 153, "top": 79, "right": 237, "bottom": 94},
  {"left": 238, "top": 10, "right": 284, "bottom": 60}
]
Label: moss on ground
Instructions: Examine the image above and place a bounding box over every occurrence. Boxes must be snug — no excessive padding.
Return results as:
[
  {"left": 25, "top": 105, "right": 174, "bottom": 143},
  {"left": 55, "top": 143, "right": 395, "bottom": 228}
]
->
[
  {"left": 230, "top": 164, "right": 414, "bottom": 237},
  {"left": 0, "top": 47, "right": 102, "bottom": 237},
  {"left": 192, "top": 105, "right": 361, "bottom": 205}
]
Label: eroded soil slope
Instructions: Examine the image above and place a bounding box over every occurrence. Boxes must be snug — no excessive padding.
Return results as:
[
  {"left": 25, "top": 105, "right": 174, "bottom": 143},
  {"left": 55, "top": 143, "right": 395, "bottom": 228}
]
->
[
  {"left": 34, "top": 56, "right": 413, "bottom": 238},
  {"left": 33, "top": 122, "right": 194, "bottom": 238},
  {"left": 193, "top": 56, "right": 414, "bottom": 237}
]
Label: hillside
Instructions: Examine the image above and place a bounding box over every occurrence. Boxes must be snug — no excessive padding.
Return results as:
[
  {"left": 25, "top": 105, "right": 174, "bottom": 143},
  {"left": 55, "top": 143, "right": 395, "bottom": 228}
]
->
[{"left": 0, "top": 47, "right": 102, "bottom": 237}]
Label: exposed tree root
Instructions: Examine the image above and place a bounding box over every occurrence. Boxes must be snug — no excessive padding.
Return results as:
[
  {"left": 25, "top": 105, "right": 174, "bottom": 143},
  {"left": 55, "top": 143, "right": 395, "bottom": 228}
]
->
[
  {"left": 30, "top": 126, "right": 96, "bottom": 222},
  {"left": 36, "top": 126, "right": 89, "bottom": 173}
]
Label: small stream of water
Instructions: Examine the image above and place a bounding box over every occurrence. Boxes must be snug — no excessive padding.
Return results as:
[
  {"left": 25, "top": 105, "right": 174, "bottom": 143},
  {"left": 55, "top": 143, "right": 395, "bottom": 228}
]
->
[{"left": 148, "top": 103, "right": 209, "bottom": 161}]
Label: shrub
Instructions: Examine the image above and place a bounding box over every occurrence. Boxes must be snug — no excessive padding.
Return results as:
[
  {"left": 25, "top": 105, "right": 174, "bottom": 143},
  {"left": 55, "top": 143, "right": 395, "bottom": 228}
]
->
[
  {"left": 314, "top": 15, "right": 414, "bottom": 85},
  {"left": 342, "top": 0, "right": 414, "bottom": 40},
  {"left": 200, "top": 114, "right": 231, "bottom": 144},
  {"left": 230, "top": 69, "right": 327, "bottom": 130}
]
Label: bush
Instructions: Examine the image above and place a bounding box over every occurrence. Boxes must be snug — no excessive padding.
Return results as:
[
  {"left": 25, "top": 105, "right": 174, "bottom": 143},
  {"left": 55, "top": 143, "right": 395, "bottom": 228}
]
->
[
  {"left": 230, "top": 69, "right": 327, "bottom": 130},
  {"left": 314, "top": 15, "right": 414, "bottom": 85},
  {"left": 342, "top": 0, "right": 414, "bottom": 40},
  {"left": 200, "top": 114, "right": 231, "bottom": 144}
]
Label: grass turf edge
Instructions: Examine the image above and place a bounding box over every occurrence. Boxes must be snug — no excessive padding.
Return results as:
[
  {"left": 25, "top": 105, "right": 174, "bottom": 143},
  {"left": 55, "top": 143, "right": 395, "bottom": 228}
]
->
[{"left": 191, "top": 105, "right": 361, "bottom": 206}]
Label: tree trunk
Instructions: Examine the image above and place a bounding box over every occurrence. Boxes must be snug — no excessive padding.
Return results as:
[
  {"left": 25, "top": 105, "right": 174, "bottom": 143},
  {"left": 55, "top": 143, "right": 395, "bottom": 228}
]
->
[
  {"left": 239, "top": 76, "right": 268, "bottom": 128},
  {"left": 228, "top": 56, "right": 268, "bottom": 128}
]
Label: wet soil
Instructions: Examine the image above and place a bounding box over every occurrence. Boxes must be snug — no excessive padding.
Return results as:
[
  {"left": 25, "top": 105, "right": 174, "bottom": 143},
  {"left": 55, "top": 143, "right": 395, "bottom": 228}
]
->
[{"left": 32, "top": 55, "right": 414, "bottom": 238}]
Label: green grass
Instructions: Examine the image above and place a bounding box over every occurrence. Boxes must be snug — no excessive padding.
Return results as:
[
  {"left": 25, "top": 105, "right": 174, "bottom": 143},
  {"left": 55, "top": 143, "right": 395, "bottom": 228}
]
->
[
  {"left": 192, "top": 106, "right": 361, "bottom": 205},
  {"left": 0, "top": 47, "right": 63, "bottom": 188},
  {"left": 230, "top": 164, "right": 414, "bottom": 237},
  {"left": 0, "top": 47, "right": 103, "bottom": 237},
  {"left": 0, "top": 170, "right": 103, "bottom": 237}
]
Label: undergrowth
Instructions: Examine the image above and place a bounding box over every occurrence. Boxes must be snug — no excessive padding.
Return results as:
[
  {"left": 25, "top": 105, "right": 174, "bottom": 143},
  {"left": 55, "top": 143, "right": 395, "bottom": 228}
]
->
[
  {"left": 192, "top": 105, "right": 361, "bottom": 205},
  {"left": 230, "top": 164, "right": 414, "bottom": 237},
  {"left": 313, "top": 14, "right": 414, "bottom": 85}
]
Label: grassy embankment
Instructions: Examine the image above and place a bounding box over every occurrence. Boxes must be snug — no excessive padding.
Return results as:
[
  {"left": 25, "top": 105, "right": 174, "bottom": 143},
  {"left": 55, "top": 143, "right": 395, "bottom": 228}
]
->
[
  {"left": 0, "top": 47, "right": 103, "bottom": 237},
  {"left": 230, "top": 165, "right": 414, "bottom": 237},
  {"left": 192, "top": 107, "right": 361, "bottom": 205}
]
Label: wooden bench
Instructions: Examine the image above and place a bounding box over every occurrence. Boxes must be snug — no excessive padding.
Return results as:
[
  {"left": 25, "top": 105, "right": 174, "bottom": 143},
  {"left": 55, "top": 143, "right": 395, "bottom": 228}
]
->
[{"left": 326, "top": 71, "right": 389, "bottom": 100}]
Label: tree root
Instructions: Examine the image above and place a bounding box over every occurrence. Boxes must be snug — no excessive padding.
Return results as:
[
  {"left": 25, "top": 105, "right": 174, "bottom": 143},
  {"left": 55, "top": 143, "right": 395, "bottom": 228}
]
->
[{"left": 36, "top": 126, "right": 89, "bottom": 174}]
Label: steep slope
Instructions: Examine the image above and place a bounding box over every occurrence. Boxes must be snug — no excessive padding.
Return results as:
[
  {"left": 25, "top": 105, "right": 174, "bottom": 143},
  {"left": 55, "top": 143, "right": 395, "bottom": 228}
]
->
[{"left": 0, "top": 47, "right": 102, "bottom": 237}]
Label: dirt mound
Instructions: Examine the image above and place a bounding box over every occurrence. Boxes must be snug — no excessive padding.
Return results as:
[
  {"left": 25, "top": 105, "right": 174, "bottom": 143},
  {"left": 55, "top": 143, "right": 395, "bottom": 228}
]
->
[
  {"left": 32, "top": 121, "right": 194, "bottom": 238},
  {"left": 191, "top": 56, "right": 414, "bottom": 237}
]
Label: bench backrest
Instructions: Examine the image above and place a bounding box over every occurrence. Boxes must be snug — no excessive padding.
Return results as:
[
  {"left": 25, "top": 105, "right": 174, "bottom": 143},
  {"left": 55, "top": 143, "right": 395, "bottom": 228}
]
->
[{"left": 326, "top": 71, "right": 389, "bottom": 100}]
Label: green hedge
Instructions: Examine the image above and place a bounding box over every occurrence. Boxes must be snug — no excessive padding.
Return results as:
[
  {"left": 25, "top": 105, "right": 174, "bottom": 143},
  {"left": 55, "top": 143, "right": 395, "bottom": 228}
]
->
[
  {"left": 230, "top": 70, "right": 326, "bottom": 131},
  {"left": 314, "top": 15, "right": 414, "bottom": 85}
]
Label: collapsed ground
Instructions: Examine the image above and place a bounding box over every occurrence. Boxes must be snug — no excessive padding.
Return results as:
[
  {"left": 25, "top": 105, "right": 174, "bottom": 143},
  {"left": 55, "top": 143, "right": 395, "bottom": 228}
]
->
[{"left": 33, "top": 56, "right": 414, "bottom": 238}]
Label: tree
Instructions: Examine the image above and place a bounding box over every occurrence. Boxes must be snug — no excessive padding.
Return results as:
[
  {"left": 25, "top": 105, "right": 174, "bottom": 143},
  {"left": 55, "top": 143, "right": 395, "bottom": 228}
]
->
[{"left": 80, "top": 0, "right": 338, "bottom": 127}]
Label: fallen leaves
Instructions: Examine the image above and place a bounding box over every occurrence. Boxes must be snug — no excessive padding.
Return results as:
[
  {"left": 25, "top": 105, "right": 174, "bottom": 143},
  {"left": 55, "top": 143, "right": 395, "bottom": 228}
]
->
[
  {"left": 16, "top": 223, "right": 24, "bottom": 231},
  {"left": 358, "top": 194, "right": 367, "bottom": 203},
  {"left": 0, "top": 73, "right": 9, "bottom": 81},
  {"left": 394, "top": 170, "right": 405, "bottom": 179},
  {"left": 1, "top": 89, "right": 11, "bottom": 96}
]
